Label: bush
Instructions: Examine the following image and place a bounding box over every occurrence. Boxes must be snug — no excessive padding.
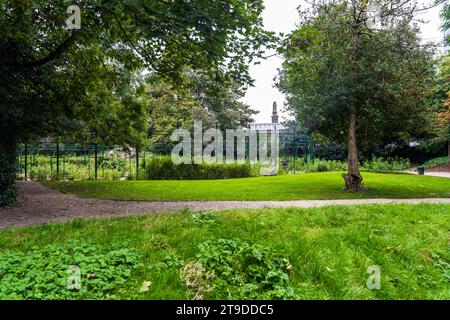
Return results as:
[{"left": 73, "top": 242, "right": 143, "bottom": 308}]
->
[
  {"left": 193, "top": 239, "right": 296, "bottom": 299},
  {"left": 422, "top": 157, "right": 450, "bottom": 169},
  {"left": 99, "top": 155, "right": 127, "bottom": 171},
  {"left": 314, "top": 141, "right": 347, "bottom": 161},
  {"left": 361, "top": 156, "right": 410, "bottom": 173},
  {"left": 277, "top": 157, "right": 410, "bottom": 173},
  {"left": 144, "top": 156, "right": 257, "bottom": 180},
  {"left": 16, "top": 153, "right": 129, "bottom": 181},
  {"left": 29, "top": 166, "right": 48, "bottom": 181},
  {"left": 279, "top": 158, "right": 347, "bottom": 173}
]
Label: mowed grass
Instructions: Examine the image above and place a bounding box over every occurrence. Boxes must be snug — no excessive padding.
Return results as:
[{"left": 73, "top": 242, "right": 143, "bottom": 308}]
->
[
  {"left": 44, "top": 172, "right": 450, "bottom": 201},
  {"left": 0, "top": 204, "right": 448, "bottom": 299}
]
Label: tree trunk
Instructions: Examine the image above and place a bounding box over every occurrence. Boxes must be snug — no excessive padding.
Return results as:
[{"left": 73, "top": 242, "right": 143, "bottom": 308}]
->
[
  {"left": 0, "top": 136, "right": 18, "bottom": 207},
  {"left": 448, "top": 141, "right": 450, "bottom": 159},
  {"left": 343, "top": 105, "right": 364, "bottom": 192}
]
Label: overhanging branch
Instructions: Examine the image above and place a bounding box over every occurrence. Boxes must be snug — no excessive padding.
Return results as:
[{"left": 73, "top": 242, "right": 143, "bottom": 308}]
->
[{"left": 3, "top": 31, "right": 79, "bottom": 69}]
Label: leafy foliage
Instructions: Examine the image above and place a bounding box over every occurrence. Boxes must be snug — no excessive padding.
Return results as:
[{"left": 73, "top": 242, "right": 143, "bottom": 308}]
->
[
  {"left": 1, "top": 204, "right": 449, "bottom": 299},
  {"left": 277, "top": 0, "right": 435, "bottom": 187},
  {"left": 433, "top": 56, "right": 450, "bottom": 150},
  {"left": 0, "top": 0, "right": 274, "bottom": 204},
  {"left": 422, "top": 156, "right": 450, "bottom": 168},
  {"left": 144, "top": 73, "right": 258, "bottom": 152},
  {"left": 193, "top": 239, "right": 296, "bottom": 299},
  {"left": 279, "top": 157, "right": 409, "bottom": 173},
  {"left": 144, "top": 156, "right": 257, "bottom": 180},
  {"left": 314, "top": 141, "right": 347, "bottom": 161},
  {"left": 362, "top": 157, "right": 410, "bottom": 173},
  {"left": 0, "top": 240, "right": 141, "bottom": 299},
  {"left": 16, "top": 153, "right": 130, "bottom": 181},
  {"left": 439, "top": 0, "right": 450, "bottom": 46}
]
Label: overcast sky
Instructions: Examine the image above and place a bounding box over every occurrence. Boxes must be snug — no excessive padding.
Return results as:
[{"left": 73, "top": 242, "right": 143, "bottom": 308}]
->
[{"left": 243, "top": 0, "right": 446, "bottom": 124}]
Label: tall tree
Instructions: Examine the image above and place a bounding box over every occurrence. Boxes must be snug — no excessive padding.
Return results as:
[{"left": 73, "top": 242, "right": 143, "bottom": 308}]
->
[
  {"left": 433, "top": 1, "right": 450, "bottom": 157},
  {"left": 145, "top": 72, "right": 258, "bottom": 153},
  {"left": 277, "top": 0, "right": 435, "bottom": 191},
  {"left": 0, "top": 0, "right": 274, "bottom": 205}
]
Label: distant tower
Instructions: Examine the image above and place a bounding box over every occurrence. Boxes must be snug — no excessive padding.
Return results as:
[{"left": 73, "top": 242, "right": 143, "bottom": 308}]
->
[{"left": 271, "top": 101, "right": 279, "bottom": 124}]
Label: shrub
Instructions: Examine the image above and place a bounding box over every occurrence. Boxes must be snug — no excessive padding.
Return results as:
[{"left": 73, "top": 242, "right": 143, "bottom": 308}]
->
[
  {"left": 277, "top": 157, "right": 410, "bottom": 173},
  {"left": 99, "top": 155, "right": 127, "bottom": 171},
  {"left": 192, "top": 239, "right": 296, "bottom": 299},
  {"left": 29, "top": 166, "right": 48, "bottom": 181},
  {"left": 362, "top": 156, "right": 410, "bottom": 173},
  {"left": 16, "top": 153, "right": 129, "bottom": 181},
  {"left": 422, "top": 157, "right": 450, "bottom": 169},
  {"left": 279, "top": 158, "right": 347, "bottom": 173},
  {"left": 314, "top": 141, "right": 347, "bottom": 161},
  {"left": 144, "top": 156, "right": 257, "bottom": 180}
]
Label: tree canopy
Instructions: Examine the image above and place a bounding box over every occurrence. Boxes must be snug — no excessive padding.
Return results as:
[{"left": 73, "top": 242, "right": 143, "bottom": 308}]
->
[
  {"left": 0, "top": 0, "right": 274, "bottom": 205},
  {"left": 277, "top": 0, "right": 436, "bottom": 191}
]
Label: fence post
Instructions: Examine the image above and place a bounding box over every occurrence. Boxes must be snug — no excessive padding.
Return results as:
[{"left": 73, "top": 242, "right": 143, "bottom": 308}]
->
[
  {"left": 62, "top": 147, "right": 65, "bottom": 180},
  {"left": 24, "top": 143, "right": 28, "bottom": 180},
  {"left": 102, "top": 145, "right": 104, "bottom": 179},
  {"left": 30, "top": 145, "right": 33, "bottom": 179},
  {"left": 304, "top": 136, "right": 308, "bottom": 164},
  {"left": 136, "top": 145, "right": 139, "bottom": 180},
  {"left": 56, "top": 143, "right": 60, "bottom": 179},
  {"left": 293, "top": 127, "right": 296, "bottom": 174},
  {"left": 94, "top": 143, "right": 98, "bottom": 180}
]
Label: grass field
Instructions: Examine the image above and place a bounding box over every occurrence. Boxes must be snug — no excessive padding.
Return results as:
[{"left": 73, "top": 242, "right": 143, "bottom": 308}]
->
[
  {"left": 0, "top": 204, "right": 448, "bottom": 299},
  {"left": 45, "top": 172, "right": 450, "bottom": 201}
]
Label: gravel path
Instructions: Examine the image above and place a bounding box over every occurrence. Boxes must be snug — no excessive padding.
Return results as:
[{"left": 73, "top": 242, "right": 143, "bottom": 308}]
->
[
  {"left": 1, "top": 181, "right": 450, "bottom": 230},
  {"left": 404, "top": 170, "right": 450, "bottom": 178}
]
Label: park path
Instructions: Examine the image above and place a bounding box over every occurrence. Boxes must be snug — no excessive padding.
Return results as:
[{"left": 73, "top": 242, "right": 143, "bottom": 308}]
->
[
  {"left": 404, "top": 169, "right": 450, "bottom": 178},
  {"left": 1, "top": 181, "right": 450, "bottom": 230}
]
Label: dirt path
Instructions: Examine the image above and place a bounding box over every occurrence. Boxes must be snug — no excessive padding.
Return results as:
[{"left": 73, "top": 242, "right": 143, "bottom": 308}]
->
[{"left": 1, "top": 181, "right": 450, "bottom": 230}]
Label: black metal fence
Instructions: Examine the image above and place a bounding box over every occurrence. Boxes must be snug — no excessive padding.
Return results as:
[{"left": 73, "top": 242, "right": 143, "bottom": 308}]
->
[
  {"left": 16, "top": 130, "right": 315, "bottom": 181},
  {"left": 16, "top": 142, "right": 148, "bottom": 181}
]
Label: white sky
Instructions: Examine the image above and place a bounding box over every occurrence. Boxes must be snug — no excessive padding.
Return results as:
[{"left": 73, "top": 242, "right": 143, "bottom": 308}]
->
[{"left": 244, "top": 0, "right": 446, "bottom": 123}]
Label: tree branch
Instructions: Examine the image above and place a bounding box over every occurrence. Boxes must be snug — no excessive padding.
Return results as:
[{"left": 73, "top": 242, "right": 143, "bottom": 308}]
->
[{"left": 4, "top": 31, "right": 79, "bottom": 69}]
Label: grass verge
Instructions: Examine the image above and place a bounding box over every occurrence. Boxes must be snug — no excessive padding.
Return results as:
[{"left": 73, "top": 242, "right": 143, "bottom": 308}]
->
[{"left": 0, "top": 204, "right": 449, "bottom": 299}]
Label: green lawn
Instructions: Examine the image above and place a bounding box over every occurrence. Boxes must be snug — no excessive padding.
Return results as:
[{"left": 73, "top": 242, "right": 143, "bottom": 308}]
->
[
  {"left": 0, "top": 204, "right": 448, "bottom": 299},
  {"left": 45, "top": 172, "right": 450, "bottom": 201}
]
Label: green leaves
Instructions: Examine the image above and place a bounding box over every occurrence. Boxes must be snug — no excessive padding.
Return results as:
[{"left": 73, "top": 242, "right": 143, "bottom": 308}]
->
[
  {"left": 0, "top": 240, "right": 141, "bottom": 299},
  {"left": 0, "top": 0, "right": 273, "bottom": 201},
  {"left": 194, "top": 239, "right": 296, "bottom": 299},
  {"left": 277, "top": 0, "right": 435, "bottom": 147}
]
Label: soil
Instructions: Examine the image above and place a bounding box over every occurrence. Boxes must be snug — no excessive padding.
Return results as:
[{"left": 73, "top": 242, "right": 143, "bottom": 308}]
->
[{"left": 427, "top": 163, "right": 450, "bottom": 173}]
